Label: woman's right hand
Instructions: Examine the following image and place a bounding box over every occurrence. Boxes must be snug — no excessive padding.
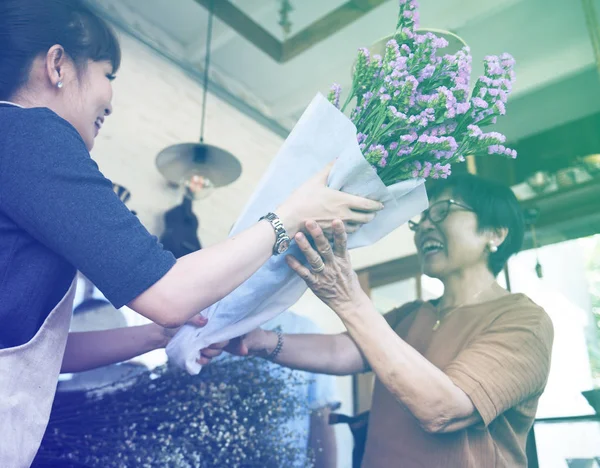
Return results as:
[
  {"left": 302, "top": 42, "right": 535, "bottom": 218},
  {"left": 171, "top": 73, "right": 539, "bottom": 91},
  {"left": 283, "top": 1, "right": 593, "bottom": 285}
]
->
[{"left": 276, "top": 163, "right": 384, "bottom": 237}]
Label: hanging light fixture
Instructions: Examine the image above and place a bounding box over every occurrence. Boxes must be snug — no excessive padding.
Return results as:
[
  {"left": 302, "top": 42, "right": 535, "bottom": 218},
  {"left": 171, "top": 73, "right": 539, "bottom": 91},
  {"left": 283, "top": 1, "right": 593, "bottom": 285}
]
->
[
  {"left": 278, "top": 0, "right": 293, "bottom": 38},
  {"left": 155, "top": 0, "right": 242, "bottom": 201},
  {"left": 524, "top": 208, "right": 543, "bottom": 279}
]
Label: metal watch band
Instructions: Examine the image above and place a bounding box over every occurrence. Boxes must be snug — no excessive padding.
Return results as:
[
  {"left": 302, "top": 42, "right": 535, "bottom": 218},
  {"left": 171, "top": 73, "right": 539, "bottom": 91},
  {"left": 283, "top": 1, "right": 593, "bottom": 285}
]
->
[{"left": 259, "top": 212, "right": 291, "bottom": 255}]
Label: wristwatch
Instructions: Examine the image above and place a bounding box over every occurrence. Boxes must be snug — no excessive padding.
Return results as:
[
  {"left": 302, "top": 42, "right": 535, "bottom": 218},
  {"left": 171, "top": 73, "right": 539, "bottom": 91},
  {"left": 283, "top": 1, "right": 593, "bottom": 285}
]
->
[{"left": 259, "top": 212, "right": 291, "bottom": 255}]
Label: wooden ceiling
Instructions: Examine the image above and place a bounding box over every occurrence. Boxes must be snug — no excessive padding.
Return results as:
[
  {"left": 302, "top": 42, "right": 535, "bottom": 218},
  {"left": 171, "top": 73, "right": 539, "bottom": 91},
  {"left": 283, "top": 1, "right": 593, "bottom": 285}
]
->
[{"left": 194, "top": 0, "right": 391, "bottom": 62}]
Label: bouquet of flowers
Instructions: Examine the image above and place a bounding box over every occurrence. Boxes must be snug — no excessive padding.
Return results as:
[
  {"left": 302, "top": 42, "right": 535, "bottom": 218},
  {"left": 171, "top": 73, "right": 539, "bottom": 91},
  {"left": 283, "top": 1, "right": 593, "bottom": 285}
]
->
[
  {"left": 327, "top": 0, "right": 516, "bottom": 185},
  {"left": 167, "top": 0, "right": 516, "bottom": 374},
  {"left": 34, "top": 360, "right": 308, "bottom": 468}
]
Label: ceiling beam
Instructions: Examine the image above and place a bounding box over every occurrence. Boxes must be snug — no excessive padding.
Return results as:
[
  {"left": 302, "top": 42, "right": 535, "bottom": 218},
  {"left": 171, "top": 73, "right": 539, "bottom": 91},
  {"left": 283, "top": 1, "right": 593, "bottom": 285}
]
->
[
  {"left": 193, "top": 0, "right": 393, "bottom": 63},
  {"left": 511, "top": 40, "right": 595, "bottom": 99},
  {"left": 193, "top": 0, "right": 283, "bottom": 61},
  {"left": 281, "top": 0, "right": 392, "bottom": 62},
  {"left": 185, "top": 1, "right": 277, "bottom": 65}
]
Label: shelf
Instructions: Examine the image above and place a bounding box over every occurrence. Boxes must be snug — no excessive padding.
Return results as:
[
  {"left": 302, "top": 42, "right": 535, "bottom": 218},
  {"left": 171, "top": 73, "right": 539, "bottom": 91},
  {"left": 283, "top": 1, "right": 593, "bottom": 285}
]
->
[{"left": 521, "top": 179, "right": 600, "bottom": 249}]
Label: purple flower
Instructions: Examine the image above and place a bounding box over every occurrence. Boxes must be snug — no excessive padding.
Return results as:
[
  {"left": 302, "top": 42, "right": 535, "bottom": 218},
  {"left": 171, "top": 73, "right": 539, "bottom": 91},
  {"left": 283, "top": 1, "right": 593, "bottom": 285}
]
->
[
  {"left": 456, "top": 102, "right": 471, "bottom": 114},
  {"left": 401, "top": 131, "right": 418, "bottom": 143},
  {"left": 380, "top": 94, "right": 391, "bottom": 102},
  {"left": 397, "top": 146, "right": 413, "bottom": 156},
  {"left": 385, "top": 39, "right": 401, "bottom": 62},
  {"left": 494, "top": 101, "right": 506, "bottom": 115},
  {"left": 408, "top": 108, "right": 435, "bottom": 127},
  {"left": 486, "top": 131, "right": 506, "bottom": 143},
  {"left": 430, "top": 162, "right": 451, "bottom": 179},
  {"left": 389, "top": 142, "right": 399, "bottom": 150},
  {"left": 391, "top": 68, "right": 405, "bottom": 78},
  {"left": 472, "top": 97, "right": 489, "bottom": 109},
  {"left": 443, "top": 136, "right": 458, "bottom": 151},
  {"left": 423, "top": 161, "right": 433, "bottom": 178},
  {"left": 358, "top": 47, "right": 370, "bottom": 62},
  {"left": 500, "top": 52, "right": 516, "bottom": 67},
  {"left": 366, "top": 144, "right": 389, "bottom": 164},
  {"left": 468, "top": 124, "right": 483, "bottom": 137},
  {"left": 419, "top": 64, "right": 436, "bottom": 81},
  {"left": 362, "top": 91, "right": 374, "bottom": 107},
  {"left": 433, "top": 36, "right": 449, "bottom": 49},
  {"left": 488, "top": 144, "right": 500, "bottom": 154},
  {"left": 357, "top": 133, "right": 368, "bottom": 144},
  {"left": 328, "top": 83, "right": 342, "bottom": 108}
]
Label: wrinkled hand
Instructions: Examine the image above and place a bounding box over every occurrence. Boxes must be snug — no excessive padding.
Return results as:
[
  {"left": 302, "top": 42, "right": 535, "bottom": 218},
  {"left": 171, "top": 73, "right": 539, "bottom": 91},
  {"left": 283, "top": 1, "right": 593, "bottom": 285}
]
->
[{"left": 286, "top": 219, "right": 366, "bottom": 314}]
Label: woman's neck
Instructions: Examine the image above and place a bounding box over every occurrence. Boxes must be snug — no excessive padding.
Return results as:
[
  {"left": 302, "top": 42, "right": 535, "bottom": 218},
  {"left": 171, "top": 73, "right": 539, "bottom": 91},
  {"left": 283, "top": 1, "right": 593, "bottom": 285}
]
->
[{"left": 438, "top": 265, "right": 503, "bottom": 309}]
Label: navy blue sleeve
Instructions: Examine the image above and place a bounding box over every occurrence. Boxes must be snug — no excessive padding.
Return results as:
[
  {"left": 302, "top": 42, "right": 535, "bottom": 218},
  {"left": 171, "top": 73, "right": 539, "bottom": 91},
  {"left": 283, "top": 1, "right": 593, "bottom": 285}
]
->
[{"left": 0, "top": 108, "right": 176, "bottom": 308}]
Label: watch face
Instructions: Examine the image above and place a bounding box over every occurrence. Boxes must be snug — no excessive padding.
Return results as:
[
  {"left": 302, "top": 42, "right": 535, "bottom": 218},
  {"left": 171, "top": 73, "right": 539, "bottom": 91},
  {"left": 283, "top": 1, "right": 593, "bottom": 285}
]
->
[{"left": 277, "top": 239, "right": 290, "bottom": 254}]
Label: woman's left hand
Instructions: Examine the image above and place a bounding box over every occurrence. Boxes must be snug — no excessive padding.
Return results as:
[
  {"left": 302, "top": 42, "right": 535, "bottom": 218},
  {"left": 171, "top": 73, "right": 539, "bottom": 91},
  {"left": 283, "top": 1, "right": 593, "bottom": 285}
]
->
[
  {"left": 153, "top": 314, "right": 209, "bottom": 347},
  {"left": 286, "top": 219, "right": 366, "bottom": 314}
]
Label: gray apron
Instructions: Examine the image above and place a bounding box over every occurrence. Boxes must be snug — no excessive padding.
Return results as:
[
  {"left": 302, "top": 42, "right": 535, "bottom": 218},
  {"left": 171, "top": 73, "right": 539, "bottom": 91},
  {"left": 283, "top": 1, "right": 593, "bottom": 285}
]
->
[{"left": 0, "top": 278, "right": 77, "bottom": 467}]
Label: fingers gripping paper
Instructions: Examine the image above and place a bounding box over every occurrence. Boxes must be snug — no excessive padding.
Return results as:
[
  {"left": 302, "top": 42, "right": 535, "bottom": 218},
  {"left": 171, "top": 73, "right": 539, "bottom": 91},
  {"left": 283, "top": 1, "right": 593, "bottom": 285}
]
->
[{"left": 167, "top": 93, "right": 428, "bottom": 374}]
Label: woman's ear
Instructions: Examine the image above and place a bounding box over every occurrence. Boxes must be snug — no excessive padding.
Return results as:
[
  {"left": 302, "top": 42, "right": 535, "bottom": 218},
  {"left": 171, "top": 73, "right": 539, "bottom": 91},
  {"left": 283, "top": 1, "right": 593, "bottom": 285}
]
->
[
  {"left": 489, "top": 227, "right": 509, "bottom": 250},
  {"left": 45, "top": 45, "right": 67, "bottom": 88}
]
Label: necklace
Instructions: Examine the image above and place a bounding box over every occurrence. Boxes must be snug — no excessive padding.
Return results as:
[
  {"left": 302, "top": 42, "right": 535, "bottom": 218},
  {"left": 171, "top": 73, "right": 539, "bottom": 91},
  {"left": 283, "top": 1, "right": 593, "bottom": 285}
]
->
[{"left": 432, "top": 282, "right": 497, "bottom": 331}]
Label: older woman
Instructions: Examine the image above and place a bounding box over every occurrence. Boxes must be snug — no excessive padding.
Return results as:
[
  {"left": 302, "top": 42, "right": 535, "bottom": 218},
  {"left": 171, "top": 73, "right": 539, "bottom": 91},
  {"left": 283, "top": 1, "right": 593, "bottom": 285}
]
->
[{"left": 220, "top": 174, "right": 554, "bottom": 467}]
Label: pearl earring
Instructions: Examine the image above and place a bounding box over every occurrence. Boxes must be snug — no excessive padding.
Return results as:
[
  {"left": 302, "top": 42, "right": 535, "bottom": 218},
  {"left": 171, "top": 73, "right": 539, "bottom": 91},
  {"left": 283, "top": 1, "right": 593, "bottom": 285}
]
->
[
  {"left": 488, "top": 242, "right": 498, "bottom": 253},
  {"left": 57, "top": 81, "right": 63, "bottom": 89}
]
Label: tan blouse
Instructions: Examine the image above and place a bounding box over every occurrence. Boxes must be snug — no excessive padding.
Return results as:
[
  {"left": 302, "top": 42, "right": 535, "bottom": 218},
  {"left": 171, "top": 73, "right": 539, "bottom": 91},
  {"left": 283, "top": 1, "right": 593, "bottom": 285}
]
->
[{"left": 361, "top": 293, "right": 554, "bottom": 468}]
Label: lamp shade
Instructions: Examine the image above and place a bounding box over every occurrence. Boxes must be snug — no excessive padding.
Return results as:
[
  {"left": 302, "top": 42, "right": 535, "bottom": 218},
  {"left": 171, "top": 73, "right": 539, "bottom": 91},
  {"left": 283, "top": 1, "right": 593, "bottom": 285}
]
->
[{"left": 155, "top": 142, "right": 242, "bottom": 188}]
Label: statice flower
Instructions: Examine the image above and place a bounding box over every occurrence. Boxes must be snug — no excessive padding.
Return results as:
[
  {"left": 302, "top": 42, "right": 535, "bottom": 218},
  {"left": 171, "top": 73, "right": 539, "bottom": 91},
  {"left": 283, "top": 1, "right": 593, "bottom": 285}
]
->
[{"left": 326, "top": 0, "right": 517, "bottom": 184}]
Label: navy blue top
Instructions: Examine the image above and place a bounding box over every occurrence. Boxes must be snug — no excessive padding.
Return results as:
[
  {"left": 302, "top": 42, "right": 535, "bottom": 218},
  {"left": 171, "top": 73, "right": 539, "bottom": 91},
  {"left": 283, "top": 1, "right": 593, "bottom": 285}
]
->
[{"left": 0, "top": 104, "right": 176, "bottom": 348}]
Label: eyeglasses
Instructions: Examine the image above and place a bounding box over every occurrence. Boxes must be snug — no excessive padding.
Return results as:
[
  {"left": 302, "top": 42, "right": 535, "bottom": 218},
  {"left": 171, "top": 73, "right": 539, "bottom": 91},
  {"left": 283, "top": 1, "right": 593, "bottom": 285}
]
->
[{"left": 408, "top": 199, "right": 474, "bottom": 232}]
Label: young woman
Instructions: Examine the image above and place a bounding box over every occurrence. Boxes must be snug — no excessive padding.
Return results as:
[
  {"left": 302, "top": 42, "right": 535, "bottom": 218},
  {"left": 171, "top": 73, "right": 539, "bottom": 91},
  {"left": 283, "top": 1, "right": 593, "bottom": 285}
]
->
[
  {"left": 222, "top": 174, "right": 554, "bottom": 468},
  {"left": 0, "top": 1, "right": 382, "bottom": 465}
]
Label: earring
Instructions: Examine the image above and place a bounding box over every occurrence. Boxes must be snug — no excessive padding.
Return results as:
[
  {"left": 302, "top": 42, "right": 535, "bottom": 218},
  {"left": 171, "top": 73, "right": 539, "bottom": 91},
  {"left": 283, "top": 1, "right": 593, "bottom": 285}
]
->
[
  {"left": 488, "top": 241, "right": 498, "bottom": 253},
  {"left": 57, "top": 81, "right": 63, "bottom": 89}
]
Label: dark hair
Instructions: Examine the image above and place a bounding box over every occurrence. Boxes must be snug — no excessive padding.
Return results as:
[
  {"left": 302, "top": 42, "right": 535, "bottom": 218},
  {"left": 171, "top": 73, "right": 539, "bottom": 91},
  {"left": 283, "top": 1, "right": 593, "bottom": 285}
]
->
[
  {"left": 428, "top": 173, "right": 525, "bottom": 276},
  {"left": 0, "top": 0, "right": 121, "bottom": 100}
]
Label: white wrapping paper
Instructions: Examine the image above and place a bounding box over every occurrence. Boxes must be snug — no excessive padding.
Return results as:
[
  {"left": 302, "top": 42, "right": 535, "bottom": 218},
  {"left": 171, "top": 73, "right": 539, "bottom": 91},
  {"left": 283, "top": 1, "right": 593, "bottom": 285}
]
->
[{"left": 167, "top": 93, "right": 428, "bottom": 374}]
